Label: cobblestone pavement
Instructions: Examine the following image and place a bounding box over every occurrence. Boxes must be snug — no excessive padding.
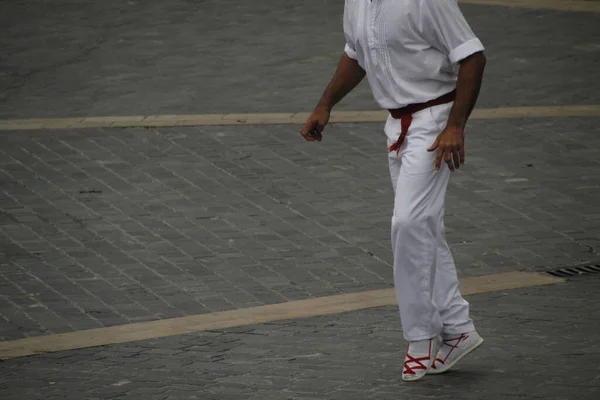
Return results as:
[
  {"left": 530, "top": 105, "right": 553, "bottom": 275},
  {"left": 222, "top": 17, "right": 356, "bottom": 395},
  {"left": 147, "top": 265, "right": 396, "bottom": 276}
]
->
[
  {"left": 2, "top": 117, "right": 600, "bottom": 341},
  {"left": 1, "top": 0, "right": 600, "bottom": 399},
  {"left": 1, "top": 0, "right": 599, "bottom": 118},
  {"left": 1, "top": 275, "right": 599, "bottom": 400}
]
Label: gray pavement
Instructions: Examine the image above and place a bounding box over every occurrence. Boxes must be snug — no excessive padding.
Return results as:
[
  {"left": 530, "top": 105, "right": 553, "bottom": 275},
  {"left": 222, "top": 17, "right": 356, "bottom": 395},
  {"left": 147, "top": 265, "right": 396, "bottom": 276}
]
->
[
  {"left": 1, "top": 0, "right": 600, "bottom": 399},
  {"left": 1, "top": 275, "right": 599, "bottom": 400},
  {"left": 2, "top": 117, "right": 600, "bottom": 340},
  {"left": 1, "top": 0, "right": 600, "bottom": 118}
]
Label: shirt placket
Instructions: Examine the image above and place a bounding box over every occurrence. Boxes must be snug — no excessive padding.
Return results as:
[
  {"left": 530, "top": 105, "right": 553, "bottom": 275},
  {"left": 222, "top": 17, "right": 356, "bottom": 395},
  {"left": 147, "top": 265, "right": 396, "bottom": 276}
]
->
[{"left": 366, "top": 0, "right": 380, "bottom": 66}]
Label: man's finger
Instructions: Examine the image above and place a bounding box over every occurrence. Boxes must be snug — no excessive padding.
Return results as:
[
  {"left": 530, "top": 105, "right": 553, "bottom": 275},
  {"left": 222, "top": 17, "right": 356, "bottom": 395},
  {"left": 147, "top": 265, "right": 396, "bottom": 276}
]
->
[
  {"left": 427, "top": 138, "right": 440, "bottom": 152},
  {"left": 452, "top": 147, "right": 461, "bottom": 169},
  {"left": 301, "top": 128, "right": 315, "bottom": 141},
  {"left": 459, "top": 148, "right": 465, "bottom": 165},
  {"left": 300, "top": 122, "right": 312, "bottom": 136},
  {"left": 301, "top": 121, "right": 317, "bottom": 141},
  {"left": 444, "top": 150, "right": 455, "bottom": 172},
  {"left": 311, "top": 130, "right": 323, "bottom": 142},
  {"left": 314, "top": 123, "right": 325, "bottom": 141}
]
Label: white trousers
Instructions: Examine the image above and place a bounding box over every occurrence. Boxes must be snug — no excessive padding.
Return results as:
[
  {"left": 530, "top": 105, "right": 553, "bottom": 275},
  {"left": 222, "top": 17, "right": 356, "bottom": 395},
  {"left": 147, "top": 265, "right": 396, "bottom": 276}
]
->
[{"left": 385, "top": 102, "right": 475, "bottom": 342}]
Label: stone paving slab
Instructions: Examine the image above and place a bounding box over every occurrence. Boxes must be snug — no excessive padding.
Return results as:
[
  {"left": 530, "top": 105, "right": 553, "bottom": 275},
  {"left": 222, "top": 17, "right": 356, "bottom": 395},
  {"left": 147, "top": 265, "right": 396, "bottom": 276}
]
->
[
  {"left": 1, "top": 117, "right": 600, "bottom": 340},
  {"left": 1, "top": 275, "right": 599, "bottom": 400},
  {"left": 1, "top": 0, "right": 600, "bottom": 118}
]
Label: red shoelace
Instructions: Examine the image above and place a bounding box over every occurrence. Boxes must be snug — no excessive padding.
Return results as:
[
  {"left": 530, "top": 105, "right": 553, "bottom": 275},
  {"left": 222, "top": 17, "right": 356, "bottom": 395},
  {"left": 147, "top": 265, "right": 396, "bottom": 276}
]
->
[
  {"left": 432, "top": 333, "right": 470, "bottom": 368},
  {"left": 403, "top": 339, "right": 433, "bottom": 375}
]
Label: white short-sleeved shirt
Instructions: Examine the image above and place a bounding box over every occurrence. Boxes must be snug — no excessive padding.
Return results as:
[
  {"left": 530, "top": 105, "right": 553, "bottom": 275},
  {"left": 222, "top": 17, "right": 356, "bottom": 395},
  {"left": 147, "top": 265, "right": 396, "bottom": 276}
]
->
[{"left": 344, "top": 0, "right": 484, "bottom": 109}]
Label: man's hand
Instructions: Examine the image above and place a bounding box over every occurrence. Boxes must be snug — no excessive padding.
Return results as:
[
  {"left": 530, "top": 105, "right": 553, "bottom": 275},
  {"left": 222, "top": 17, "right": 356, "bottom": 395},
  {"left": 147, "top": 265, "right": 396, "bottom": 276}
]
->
[
  {"left": 300, "top": 105, "right": 330, "bottom": 142},
  {"left": 427, "top": 51, "right": 485, "bottom": 171},
  {"left": 300, "top": 53, "right": 365, "bottom": 142},
  {"left": 427, "top": 127, "right": 465, "bottom": 171}
]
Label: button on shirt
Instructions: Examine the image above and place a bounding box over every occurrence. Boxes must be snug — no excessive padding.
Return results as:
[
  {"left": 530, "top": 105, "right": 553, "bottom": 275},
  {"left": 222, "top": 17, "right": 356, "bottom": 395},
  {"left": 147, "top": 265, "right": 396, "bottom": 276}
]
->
[{"left": 344, "top": 0, "right": 484, "bottom": 109}]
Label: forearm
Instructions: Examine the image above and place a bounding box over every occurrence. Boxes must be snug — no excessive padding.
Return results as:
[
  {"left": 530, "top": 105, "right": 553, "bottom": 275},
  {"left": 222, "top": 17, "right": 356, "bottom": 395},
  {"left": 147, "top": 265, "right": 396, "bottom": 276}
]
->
[
  {"left": 447, "top": 52, "right": 486, "bottom": 129},
  {"left": 317, "top": 53, "right": 366, "bottom": 111}
]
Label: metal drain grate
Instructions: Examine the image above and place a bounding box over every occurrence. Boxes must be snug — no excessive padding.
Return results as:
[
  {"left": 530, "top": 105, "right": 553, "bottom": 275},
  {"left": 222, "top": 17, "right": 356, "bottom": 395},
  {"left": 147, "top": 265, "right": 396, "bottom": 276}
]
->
[{"left": 546, "top": 264, "right": 600, "bottom": 278}]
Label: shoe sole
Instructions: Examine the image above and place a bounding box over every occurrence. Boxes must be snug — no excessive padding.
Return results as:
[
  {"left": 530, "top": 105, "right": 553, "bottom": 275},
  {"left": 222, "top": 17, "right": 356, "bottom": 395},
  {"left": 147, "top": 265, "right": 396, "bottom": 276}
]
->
[
  {"left": 402, "top": 374, "right": 426, "bottom": 382},
  {"left": 427, "top": 337, "right": 484, "bottom": 375}
]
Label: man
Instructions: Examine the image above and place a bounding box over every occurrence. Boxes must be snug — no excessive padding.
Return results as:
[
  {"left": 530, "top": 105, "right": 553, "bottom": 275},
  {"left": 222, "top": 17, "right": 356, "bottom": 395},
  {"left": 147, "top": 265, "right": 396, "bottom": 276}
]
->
[{"left": 300, "top": 0, "right": 487, "bottom": 382}]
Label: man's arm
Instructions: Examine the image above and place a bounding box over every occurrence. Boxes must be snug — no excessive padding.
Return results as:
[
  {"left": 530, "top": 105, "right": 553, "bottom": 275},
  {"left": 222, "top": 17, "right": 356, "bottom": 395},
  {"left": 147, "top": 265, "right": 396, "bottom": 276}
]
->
[
  {"left": 428, "top": 51, "right": 486, "bottom": 170},
  {"left": 447, "top": 52, "right": 486, "bottom": 129},
  {"left": 300, "top": 53, "right": 366, "bottom": 142},
  {"left": 317, "top": 53, "right": 366, "bottom": 112}
]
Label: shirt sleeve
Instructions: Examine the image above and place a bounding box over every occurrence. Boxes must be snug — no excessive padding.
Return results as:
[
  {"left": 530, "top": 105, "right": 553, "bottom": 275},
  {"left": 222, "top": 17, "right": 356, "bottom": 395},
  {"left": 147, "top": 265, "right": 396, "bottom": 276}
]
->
[
  {"left": 419, "top": 0, "right": 484, "bottom": 64},
  {"left": 344, "top": 43, "right": 358, "bottom": 60},
  {"left": 343, "top": 2, "right": 358, "bottom": 60}
]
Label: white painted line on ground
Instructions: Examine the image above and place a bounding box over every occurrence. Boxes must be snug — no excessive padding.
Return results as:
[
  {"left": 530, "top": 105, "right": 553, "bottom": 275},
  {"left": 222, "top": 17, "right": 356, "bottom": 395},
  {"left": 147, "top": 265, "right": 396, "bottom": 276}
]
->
[
  {"left": 0, "top": 271, "right": 563, "bottom": 360},
  {"left": 1, "top": 106, "right": 599, "bottom": 131}
]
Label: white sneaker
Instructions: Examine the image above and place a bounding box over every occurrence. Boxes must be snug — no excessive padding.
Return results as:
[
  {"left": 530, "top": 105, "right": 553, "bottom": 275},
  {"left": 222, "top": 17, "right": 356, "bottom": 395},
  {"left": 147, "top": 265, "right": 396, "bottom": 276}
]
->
[
  {"left": 402, "top": 337, "right": 440, "bottom": 382},
  {"left": 428, "top": 330, "right": 484, "bottom": 374}
]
